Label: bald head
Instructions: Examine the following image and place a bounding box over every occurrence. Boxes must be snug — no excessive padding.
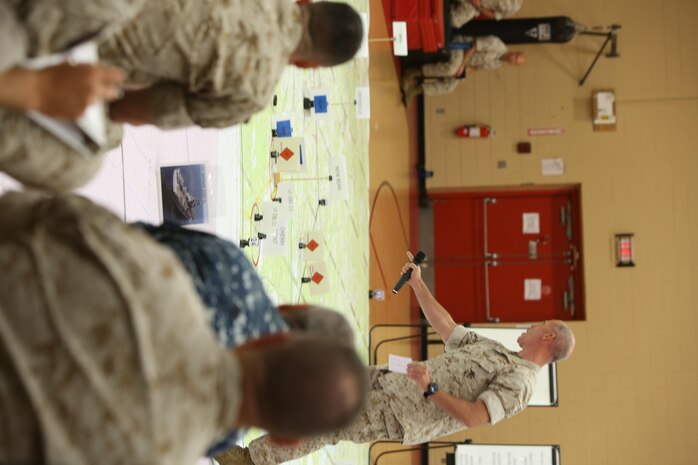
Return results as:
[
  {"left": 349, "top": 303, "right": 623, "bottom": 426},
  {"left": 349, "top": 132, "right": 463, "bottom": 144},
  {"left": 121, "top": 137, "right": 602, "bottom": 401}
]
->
[
  {"left": 517, "top": 320, "right": 575, "bottom": 365},
  {"left": 549, "top": 321, "right": 575, "bottom": 362}
]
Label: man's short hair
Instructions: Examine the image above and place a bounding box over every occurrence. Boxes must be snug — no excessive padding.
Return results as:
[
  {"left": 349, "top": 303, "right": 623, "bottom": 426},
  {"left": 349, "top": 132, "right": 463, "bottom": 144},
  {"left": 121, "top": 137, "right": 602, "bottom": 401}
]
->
[
  {"left": 256, "top": 336, "right": 368, "bottom": 437},
  {"left": 281, "top": 306, "right": 355, "bottom": 346},
  {"left": 308, "top": 2, "right": 364, "bottom": 65},
  {"left": 550, "top": 322, "right": 575, "bottom": 362}
]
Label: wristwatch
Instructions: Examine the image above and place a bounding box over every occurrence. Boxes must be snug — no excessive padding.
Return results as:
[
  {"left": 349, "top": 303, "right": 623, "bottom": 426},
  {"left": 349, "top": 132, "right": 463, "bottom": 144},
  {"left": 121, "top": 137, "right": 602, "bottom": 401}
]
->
[{"left": 423, "top": 382, "right": 439, "bottom": 399}]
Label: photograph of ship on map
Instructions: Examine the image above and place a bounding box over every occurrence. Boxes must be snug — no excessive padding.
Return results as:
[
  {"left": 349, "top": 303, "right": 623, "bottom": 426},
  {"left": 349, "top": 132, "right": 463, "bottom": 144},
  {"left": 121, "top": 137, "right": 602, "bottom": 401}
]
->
[{"left": 159, "top": 163, "right": 209, "bottom": 225}]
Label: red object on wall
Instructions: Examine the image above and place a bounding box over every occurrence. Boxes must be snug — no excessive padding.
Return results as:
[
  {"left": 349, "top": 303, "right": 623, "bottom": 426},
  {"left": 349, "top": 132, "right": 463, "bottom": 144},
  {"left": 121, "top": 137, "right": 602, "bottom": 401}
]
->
[
  {"left": 430, "top": 186, "right": 585, "bottom": 323},
  {"left": 456, "top": 124, "right": 494, "bottom": 138},
  {"left": 390, "top": 0, "right": 445, "bottom": 52}
]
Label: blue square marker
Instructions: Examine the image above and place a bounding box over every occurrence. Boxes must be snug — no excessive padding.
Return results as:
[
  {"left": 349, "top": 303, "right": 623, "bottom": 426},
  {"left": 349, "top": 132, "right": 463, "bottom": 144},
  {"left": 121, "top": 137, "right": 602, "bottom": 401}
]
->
[
  {"left": 276, "top": 120, "right": 292, "bottom": 137},
  {"left": 313, "top": 95, "right": 329, "bottom": 114}
]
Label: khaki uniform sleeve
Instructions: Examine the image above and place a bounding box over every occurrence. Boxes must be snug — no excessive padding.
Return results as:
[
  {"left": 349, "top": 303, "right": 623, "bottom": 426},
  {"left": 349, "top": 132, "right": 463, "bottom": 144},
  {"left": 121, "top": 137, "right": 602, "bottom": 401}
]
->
[
  {"left": 0, "top": 1, "right": 29, "bottom": 71},
  {"left": 0, "top": 108, "right": 121, "bottom": 191},
  {"left": 444, "top": 326, "right": 483, "bottom": 351},
  {"left": 450, "top": 0, "right": 479, "bottom": 28},
  {"left": 148, "top": 82, "right": 262, "bottom": 129},
  {"left": 490, "top": 0, "right": 523, "bottom": 20},
  {"left": 1, "top": 0, "right": 145, "bottom": 71},
  {"left": 477, "top": 370, "right": 533, "bottom": 424}
]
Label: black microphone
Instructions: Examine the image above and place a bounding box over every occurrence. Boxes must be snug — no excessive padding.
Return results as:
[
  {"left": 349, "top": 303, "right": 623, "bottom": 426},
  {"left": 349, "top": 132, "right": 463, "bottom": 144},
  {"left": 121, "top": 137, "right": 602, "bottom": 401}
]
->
[{"left": 392, "top": 251, "right": 426, "bottom": 294}]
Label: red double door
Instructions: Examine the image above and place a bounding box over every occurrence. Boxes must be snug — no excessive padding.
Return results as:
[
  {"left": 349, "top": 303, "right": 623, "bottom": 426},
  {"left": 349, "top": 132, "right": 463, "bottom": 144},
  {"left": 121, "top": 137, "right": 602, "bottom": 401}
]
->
[{"left": 430, "top": 187, "right": 584, "bottom": 323}]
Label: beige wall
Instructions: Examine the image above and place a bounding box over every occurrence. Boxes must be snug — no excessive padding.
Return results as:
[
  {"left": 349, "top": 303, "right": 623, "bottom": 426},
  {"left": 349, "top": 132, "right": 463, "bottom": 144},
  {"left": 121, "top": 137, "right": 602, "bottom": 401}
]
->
[{"left": 423, "top": 0, "right": 698, "bottom": 464}]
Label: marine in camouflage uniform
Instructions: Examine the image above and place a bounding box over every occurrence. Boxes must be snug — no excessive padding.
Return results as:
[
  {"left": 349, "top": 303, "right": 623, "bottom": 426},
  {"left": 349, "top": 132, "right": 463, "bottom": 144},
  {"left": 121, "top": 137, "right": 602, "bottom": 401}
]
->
[
  {"left": 0, "top": 191, "right": 242, "bottom": 465},
  {"left": 219, "top": 325, "right": 540, "bottom": 465},
  {"left": 450, "top": 0, "right": 523, "bottom": 28},
  {"left": 98, "top": 0, "right": 307, "bottom": 130},
  {"left": 402, "top": 36, "right": 509, "bottom": 100},
  {"left": 0, "top": 0, "right": 144, "bottom": 191},
  {"left": 0, "top": 0, "right": 315, "bottom": 190}
]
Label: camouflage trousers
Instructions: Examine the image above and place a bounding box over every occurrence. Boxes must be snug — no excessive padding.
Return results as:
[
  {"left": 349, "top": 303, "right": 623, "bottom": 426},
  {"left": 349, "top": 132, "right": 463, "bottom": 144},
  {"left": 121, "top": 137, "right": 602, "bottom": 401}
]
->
[
  {"left": 419, "top": 50, "right": 465, "bottom": 96},
  {"left": 0, "top": 108, "right": 122, "bottom": 191},
  {"left": 248, "top": 368, "right": 405, "bottom": 465},
  {"left": 421, "top": 78, "right": 461, "bottom": 96}
]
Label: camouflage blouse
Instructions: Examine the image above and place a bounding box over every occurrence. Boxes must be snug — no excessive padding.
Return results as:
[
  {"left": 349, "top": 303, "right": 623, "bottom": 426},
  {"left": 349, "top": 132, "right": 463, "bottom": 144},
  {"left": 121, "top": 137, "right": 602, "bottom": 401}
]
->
[{"left": 378, "top": 326, "right": 540, "bottom": 445}]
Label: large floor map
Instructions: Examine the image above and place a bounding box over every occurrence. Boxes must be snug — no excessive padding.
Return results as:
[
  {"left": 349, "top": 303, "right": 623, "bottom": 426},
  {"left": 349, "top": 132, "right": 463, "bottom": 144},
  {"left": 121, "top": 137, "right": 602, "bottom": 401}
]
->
[{"left": 0, "top": 1, "right": 371, "bottom": 463}]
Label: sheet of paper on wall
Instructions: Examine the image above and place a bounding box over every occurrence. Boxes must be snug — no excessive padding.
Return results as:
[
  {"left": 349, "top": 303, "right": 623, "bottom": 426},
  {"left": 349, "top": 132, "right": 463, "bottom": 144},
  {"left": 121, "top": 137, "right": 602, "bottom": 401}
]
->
[
  {"left": 328, "top": 156, "right": 350, "bottom": 201},
  {"left": 309, "top": 89, "right": 330, "bottom": 118},
  {"left": 388, "top": 354, "right": 412, "bottom": 374},
  {"left": 301, "top": 230, "right": 325, "bottom": 261},
  {"left": 24, "top": 42, "right": 107, "bottom": 158},
  {"left": 356, "top": 12, "right": 370, "bottom": 58},
  {"left": 259, "top": 200, "right": 289, "bottom": 237},
  {"left": 276, "top": 183, "right": 296, "bottom": 215},
  {"left": 524, "top": 279, "right": 543, "bottom": 301},
  {"left": 594, "top": 91, "right": 616, "bottom": 125},
  {"left": 522, "top": 213, "right": 540, "bottom": 234},
  {"left": 272, "top": 114, "right": 294, "bottom": 137},
  {"left": 306, "top": 261, "right": 330, "bottom": 295},
  {"left": 271, "top": 137, "right": 305, "bottom": 172},
  {"left": 392, "top": 22, "right": 408, "bottom": 56},
  {"left": 261, "top": 223, "right": 288, "bottom": 257},
  {"left": 541, "top": 158, "right": 564, "bottom": 176},
  {"left": 355, "top": 87, "right": 371, "bottom": 120}
]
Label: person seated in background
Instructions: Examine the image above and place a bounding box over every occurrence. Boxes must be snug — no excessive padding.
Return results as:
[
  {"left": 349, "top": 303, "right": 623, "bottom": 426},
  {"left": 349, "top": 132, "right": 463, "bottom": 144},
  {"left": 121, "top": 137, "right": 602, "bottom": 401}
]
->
[
  {"left": 0, "top": 0, "right": 141, "bottom": 191},
  {"left": 138, "top": 222, "right": 357, "bottom": 460},
  {"left": 401, "top": 35, "right": 525, "bottom": 104},
  {"left": 450, "top": 0, "right": 523, "bottom": 28},
  {"left": 0, "top": 191, "right": 368, "bottom": 465},
  {"left": 216, "top": 251, "right": 575, "bottom": 465}
]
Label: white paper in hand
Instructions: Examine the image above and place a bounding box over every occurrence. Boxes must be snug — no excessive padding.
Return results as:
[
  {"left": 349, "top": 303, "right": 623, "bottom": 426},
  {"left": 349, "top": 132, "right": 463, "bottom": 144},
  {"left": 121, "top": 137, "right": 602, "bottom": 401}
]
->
[{"left": 388, "top": 354, "right": 412, "bottom": 374}]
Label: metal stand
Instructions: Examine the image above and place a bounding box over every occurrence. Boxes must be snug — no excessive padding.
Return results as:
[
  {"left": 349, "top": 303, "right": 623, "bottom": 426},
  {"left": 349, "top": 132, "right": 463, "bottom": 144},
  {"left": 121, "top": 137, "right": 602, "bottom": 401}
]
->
[
  {"left": 577, "top": 24, "right": 621, "bottom": 86},
  {"left": 368, "top": 440, "right": 471, "bottom": 465}
]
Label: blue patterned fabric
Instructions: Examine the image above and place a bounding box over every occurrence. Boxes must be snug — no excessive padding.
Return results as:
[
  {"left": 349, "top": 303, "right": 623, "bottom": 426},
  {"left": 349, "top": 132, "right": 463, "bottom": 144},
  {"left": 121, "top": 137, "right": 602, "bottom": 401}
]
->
[{"left": 138, "top": 223, "right": 288, "bottom": 456}]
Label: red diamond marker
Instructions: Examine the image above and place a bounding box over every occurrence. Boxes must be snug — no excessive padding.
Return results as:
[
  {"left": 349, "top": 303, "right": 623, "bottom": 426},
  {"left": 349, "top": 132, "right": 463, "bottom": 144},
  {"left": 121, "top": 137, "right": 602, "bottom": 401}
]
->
[
  {"left": 311, "top": 272, "right": 324, "bottom": 284},
  {"left": 280, "top": 148, "right": 294, "bottom": 161},
  {"left": 307, "top": 239, "right": 319, "bottom": 251}
]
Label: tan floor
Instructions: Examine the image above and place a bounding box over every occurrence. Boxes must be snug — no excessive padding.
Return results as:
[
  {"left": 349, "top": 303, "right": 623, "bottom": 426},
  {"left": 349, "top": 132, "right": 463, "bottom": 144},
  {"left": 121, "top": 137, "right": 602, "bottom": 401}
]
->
[
  {"left": 367, "top": 1, "right": 421, "bottom": 464},
  {"left": 367, "top": 0, "right": 417, "bottom": 339}
]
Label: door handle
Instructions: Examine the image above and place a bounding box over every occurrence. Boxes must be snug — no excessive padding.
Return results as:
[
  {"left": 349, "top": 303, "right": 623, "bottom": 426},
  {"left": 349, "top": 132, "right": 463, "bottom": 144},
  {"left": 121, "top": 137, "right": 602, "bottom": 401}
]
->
[{"left": 528, "top": 240, "right": 538, "bottom": 260}]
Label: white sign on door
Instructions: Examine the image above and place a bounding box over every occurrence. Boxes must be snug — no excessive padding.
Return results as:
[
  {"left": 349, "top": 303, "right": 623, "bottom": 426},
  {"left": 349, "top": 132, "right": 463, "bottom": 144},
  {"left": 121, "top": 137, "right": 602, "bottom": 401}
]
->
[
  {"left": 524, "top": 279, "right": 543, "bottom": 301},
  {"left": 523, "top": 212, "right": 540, "bottom": 234}
]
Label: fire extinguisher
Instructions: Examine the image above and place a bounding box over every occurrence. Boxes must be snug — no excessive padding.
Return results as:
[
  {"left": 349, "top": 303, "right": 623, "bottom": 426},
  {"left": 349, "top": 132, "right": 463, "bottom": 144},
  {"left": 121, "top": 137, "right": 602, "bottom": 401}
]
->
[{"left": 456, "top": 124, "right": 494, "bottom": 138}]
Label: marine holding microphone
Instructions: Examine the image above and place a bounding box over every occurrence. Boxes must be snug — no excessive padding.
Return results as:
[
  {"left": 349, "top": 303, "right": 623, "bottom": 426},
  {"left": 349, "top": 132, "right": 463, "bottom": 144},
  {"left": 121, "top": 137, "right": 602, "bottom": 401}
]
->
[{"left": 218, "top": 252, "right": 575, "bottom": 465}]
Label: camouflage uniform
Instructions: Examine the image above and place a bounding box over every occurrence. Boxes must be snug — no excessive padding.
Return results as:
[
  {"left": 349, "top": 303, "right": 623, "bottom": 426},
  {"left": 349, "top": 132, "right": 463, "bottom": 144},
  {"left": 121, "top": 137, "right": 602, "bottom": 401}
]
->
[
  {"left": 0, "top": 109, "right": 123, "bottom": 191},
  {"left": 420, "top": 37, "right": 469, "bottom": 96},
  {"left": 246, "top": 326, "right": 540, "bottom": 465},
  {"left": 98, "top": 0, "right": 303, "bottom": 129},
  {"left": 0, "top": 0, "right": 145, "bottom": 71},
  {"left": 468, "top": 35, "right": 508, "bottom": 70},
  {"left": 420, "top": 36, "right": 508, "bottom": 96},
  {"left": 450, "top": 0, "right": 523, "bottom": 28},
  {"left": 0, "top": 192, "right": 242, "bottom": 465},
  {"left": 0, "top": 0, "right": 143, "bottom": 191}
]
